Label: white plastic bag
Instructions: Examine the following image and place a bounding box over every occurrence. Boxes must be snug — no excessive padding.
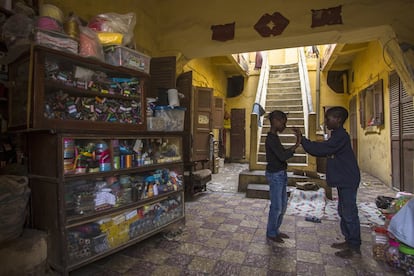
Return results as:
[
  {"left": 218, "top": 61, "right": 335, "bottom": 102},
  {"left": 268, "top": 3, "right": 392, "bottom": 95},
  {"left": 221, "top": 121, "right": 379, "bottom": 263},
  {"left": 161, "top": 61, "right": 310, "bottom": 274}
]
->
[
  {"left": 88, "top": 13, "right": 136, "bottom": 46},
  {"left": 388, "top": 197, "right": 414, "bottom": 247}
]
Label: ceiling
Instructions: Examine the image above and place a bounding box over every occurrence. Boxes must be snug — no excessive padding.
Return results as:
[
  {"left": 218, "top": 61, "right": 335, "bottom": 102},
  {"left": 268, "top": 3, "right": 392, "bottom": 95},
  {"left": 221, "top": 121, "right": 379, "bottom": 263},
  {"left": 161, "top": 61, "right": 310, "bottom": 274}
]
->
[{"left": 321, "top": 42, "right": 370, "bottom": 71}]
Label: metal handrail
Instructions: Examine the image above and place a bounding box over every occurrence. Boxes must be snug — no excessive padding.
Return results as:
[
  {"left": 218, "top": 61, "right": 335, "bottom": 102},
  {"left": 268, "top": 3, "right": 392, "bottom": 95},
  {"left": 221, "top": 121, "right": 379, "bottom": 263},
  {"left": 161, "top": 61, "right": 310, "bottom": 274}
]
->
[
  {"left": 250, "top": 51, "right": 269, "bottom": 168},
  {"left": 297, "top": 47, "right": 313, "bottom": 137}
]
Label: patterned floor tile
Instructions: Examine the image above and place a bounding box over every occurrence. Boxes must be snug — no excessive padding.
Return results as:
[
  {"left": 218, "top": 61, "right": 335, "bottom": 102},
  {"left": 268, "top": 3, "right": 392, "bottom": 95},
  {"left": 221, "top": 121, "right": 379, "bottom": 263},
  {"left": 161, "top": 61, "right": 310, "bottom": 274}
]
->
[{"left": 70, "top": 164, "right": 405, "bottom": 276}]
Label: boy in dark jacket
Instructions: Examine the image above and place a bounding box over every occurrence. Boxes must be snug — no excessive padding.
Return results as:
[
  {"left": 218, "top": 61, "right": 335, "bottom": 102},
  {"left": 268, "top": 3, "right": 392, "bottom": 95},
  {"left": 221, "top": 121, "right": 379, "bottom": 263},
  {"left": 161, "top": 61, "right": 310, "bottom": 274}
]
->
[
  {"left": 265, "top": 110, "right": 301, "bottom": 243},
  {"left": 293, "top": 106, "right": 361, "bottom": 258}
]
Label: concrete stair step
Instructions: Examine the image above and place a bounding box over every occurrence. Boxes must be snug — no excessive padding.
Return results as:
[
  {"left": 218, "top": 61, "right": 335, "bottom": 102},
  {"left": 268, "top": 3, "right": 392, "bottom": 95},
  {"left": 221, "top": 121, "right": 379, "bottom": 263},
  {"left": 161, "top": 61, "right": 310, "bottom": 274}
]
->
[
  {"left": 239, "top": 170, "right": 332, "bottom": 199},
  {"left": 266, "top": 92, "right": 302, "bottom": 100},
  {"left": 267, "top": 87, "right": 301, "bottom": 93},
  {"left": 246, "top": 184, "right": 269, "bottom": 199}
]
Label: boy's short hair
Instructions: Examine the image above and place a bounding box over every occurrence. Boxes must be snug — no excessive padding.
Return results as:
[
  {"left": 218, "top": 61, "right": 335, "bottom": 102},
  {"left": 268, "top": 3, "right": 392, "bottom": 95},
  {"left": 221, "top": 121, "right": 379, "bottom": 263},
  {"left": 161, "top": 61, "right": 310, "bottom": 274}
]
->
[
  {"left": 326, "top": 106, "right": 348, "bottom": 124},
  {"left": 268, "top": 110, "right": 287, "bottom": 121}
]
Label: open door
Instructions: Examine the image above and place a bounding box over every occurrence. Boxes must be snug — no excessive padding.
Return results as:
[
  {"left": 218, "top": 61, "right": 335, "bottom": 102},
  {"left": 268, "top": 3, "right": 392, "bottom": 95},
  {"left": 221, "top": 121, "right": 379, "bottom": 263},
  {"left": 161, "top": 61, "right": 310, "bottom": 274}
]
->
[
  {"left": 177, "top": 72, "right": 213, "bottom": 163},
  {"left": 192, "top": 87, "right": 213, "bottom": 162}
]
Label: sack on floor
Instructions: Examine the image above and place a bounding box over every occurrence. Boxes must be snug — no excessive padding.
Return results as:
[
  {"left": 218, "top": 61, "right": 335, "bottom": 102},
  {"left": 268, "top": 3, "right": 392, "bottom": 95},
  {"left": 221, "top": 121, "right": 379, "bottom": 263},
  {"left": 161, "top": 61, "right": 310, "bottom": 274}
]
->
[
  {"left": 295, "top": 181, "right": 319, "bottom": 191},
  {"left": 0, "top": 175, "right": 30, "bottom": 244},
  {"left": 375, "top": 195, "right": 395, "bottom": 209}
]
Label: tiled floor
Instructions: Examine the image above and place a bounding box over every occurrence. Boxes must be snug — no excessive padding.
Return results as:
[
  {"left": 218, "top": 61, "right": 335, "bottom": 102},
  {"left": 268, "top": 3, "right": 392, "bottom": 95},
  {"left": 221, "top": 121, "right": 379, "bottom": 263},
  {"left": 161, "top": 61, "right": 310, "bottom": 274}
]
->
[{"left": 70, "top": 163, "right": 404, "bottom": 275}]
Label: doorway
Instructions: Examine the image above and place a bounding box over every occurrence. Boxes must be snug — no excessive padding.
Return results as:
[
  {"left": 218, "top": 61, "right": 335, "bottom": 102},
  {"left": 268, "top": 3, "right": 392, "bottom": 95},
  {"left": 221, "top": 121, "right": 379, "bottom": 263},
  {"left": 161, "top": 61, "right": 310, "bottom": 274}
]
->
[{"left": 230, "top": 108, "right": 245, "bottom": 161}]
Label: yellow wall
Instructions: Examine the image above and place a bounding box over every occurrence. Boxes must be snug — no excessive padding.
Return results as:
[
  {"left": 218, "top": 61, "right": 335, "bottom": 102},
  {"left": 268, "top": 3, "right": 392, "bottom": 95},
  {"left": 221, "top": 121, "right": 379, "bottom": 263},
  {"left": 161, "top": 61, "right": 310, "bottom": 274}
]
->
[
  {"left": 225, "top": 75, "right": 259, "bottom": 161},
  {"left": 348, "top": 41, "right": 392, "bottom": 185},
  {"left": 182, "top": 58, "right": 227, "bottom": 98}
]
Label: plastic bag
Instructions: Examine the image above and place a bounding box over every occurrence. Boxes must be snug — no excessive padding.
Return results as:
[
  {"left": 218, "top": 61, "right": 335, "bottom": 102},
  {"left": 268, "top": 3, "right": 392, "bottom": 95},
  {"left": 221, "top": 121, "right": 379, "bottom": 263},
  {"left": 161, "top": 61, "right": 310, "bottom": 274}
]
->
[
  {"left": 388, "top": 197, "right": 414, "bottom": 247},
  {"left": 79, "top": 26, "right": 104, "bottom": 61},
  {"left": 88, "top": 13, "right": 136, "bottom": 46},
  {"left": 1, "top": 13, "right": 34, "bottom": 49},
  {"left": 0, "top": 175, "right": 30, "bottom": 244}
]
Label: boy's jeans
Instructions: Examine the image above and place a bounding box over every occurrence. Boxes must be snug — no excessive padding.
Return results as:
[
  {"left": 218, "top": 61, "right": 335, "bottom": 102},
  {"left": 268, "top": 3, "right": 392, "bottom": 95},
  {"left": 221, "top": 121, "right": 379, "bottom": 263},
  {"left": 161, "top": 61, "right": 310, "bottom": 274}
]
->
[
  {"left": 266, "top": 170, "right": 288, "bottom": 238},
  {"left": 337, "top": 186, "right": 361, "bottom": 249}
]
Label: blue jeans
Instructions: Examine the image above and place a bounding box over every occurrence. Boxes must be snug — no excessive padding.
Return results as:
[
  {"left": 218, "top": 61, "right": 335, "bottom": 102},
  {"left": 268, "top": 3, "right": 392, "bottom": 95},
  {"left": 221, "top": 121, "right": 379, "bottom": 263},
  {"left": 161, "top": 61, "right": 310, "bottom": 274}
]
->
[
  {"left": 337, "top": 186, "right": 361, "bottom": 249},
  {"left": 266, "top": 170, "right": 288, "bottom": 237}
]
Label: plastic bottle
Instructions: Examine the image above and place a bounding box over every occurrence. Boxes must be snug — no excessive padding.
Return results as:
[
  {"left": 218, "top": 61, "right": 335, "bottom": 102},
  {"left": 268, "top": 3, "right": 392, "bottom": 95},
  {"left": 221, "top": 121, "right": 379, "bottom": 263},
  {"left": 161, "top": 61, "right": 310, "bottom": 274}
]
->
[
  {"left": 111, "top": 140, "right": 120, "bottom": 170},
  {"left": 371, "top": 226, "right": 388, "bottom": 261},
  {"left": 153, "top": 181, "right": 159, "bottom": 196},
  {"left": 385, "top": 239, "right": 400, "bottom": 268}
]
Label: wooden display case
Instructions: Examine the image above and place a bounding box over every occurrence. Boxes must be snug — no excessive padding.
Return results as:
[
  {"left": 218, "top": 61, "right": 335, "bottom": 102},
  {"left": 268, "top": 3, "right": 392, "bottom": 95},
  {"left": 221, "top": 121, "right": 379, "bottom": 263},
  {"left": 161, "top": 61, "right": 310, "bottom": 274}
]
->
[
  {"left": 28, "top": 132, "right": 185, "bottom": 274},
  {"left": 8, "top": 45, "right": 147, "bottom": 132}
]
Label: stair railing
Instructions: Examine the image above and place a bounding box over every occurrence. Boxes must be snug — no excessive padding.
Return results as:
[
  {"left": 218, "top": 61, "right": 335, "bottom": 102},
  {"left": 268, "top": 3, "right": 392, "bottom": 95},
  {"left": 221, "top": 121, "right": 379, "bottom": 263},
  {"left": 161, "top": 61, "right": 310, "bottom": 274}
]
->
[
  {"left": 250, "top": 51, "right": 269, "bottom": 170},
  {"left": 297, "top": 47, "right": 313, "bottom": 138}
]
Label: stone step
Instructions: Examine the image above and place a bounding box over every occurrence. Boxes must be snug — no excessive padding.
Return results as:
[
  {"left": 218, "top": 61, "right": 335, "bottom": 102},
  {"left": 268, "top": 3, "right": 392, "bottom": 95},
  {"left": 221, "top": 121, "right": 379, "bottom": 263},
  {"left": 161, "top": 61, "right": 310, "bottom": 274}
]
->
[
  {"left": 246, "top": 184, "right": 269, "bottom": 199},
  {"left": 266, "top": 98, "right": 302, "bottom": 104},
  {"left": 267, "top": 87, "right": 301, "bottom": 94},
  {"left": 264, "top": 106, "right": 304, "bottom": 113},
  {"left": 239, "top": 170, "right": 332, "bottom": 199},
  {"left": 246, "top": 184, "right": 297, "bottom": 199},
  {"left": 257, "top": 153, "right": 307, "bottom": 164},
  {"left": 266, "top": 92, "right": 302, "bottom": 100},
  {"left": 267, "top": 82, "right": 300, "bottom": 89}
]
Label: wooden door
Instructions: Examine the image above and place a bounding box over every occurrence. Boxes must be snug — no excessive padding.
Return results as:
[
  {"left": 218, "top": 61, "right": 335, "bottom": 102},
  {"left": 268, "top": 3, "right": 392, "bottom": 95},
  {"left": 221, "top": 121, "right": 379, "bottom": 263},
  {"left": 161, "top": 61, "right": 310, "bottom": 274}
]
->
[
  {"left": 390, "top": 72, "right": 414, "bottom": 192},
  {"left": 192, "top": 87, "right": 213, "bottom": 162},
  {"left": 230, "top": 108, "right": 245, "bottom": 160},
  {"left": 177, "top": 71, "right": 192, "bottom": 163}
]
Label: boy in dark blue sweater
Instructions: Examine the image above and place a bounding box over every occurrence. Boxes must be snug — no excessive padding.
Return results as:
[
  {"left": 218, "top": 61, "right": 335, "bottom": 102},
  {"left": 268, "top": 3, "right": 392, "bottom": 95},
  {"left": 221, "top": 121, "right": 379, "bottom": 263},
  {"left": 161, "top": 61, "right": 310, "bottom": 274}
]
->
[{"left": 293, "top": 106, "right": 361, "bottom": 258}]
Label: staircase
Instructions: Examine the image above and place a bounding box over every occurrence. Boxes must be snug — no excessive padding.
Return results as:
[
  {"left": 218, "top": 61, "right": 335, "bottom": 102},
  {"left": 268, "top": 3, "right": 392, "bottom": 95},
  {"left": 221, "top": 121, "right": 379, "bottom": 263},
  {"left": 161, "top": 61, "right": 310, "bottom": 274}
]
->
[
  {"left": 258, "top": 63, "right": 307, "bottom": 167},
  {"left": 243, "top": 62, "right": 312, "bottom": 199}
]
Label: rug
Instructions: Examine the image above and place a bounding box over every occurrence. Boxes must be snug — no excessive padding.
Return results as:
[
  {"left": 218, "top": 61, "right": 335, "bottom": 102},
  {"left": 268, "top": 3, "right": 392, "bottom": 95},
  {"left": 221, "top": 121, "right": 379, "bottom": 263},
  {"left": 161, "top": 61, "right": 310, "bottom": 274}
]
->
[
  {"left": 287, "top": 187, "right": 385, "bottom": 226},
  {"left": 323, "top": 200, "right": 385, "bottom": 226},
  {"left": 286, "top": 187, "right": 326, "bottom": 218}
]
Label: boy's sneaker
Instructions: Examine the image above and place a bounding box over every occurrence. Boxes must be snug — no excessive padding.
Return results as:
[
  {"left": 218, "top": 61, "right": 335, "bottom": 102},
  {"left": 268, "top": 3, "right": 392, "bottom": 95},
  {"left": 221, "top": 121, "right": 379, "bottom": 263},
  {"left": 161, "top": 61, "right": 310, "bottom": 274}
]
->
[
  {"left": 334, "top": 248, "right": 361, "bottom": 258},
  {"left": 278, "top": 232, "right": 290, "bottom": 239},
  {"left": 331, "top": 241, "right": 348, "bottom": 249},
  {"left": 267, "top": 235, "right": 284, "bottom": 243}
]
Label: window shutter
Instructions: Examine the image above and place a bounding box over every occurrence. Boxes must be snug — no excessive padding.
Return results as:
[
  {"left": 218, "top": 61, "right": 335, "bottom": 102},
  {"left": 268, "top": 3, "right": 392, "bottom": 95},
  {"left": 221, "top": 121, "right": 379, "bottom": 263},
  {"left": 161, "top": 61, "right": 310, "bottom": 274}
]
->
[
  {"left": 373, "top": 79, "right": 384, "bottom": 125},
  {"left": 359, "top": 91, "right": 366, "bottom": 128},
  {"left": 212, "top": 97, "right": 224, "bottom": 129}
]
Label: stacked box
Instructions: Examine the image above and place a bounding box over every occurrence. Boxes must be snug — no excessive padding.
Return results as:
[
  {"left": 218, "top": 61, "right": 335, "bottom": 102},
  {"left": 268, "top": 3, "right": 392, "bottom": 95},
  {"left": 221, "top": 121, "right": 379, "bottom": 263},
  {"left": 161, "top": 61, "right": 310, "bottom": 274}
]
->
[
  {"left": 147, "top": 117, "right": 166, "bottom": 131},
  {"left": 154, "top": 106, "right": 186, "bottom": 131},
  {"left": 104, "top": 46, "right": 150, "bottom": 73}
]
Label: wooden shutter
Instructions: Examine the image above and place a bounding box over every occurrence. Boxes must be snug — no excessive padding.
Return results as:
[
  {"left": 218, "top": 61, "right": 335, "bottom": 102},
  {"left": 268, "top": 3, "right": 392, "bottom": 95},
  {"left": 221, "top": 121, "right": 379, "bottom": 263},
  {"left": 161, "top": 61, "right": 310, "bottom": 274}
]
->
[
  {"left": 149, "top": 56, "right": 176, "bottom": 99},
  {"left": 389, "top": 72, "right": 401, "bottom": 190},
  {"left": 373, "top": 79, "right": 384, "bottom": 125},
  {"left": 359, "top": 91, "right": 366, "bottom": 128},
  {"left": 177, "top": 71, "right": 193, "bottom": 163},
  {"left": 212, "top": 97, "right": 224, "bottom": 129}
]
